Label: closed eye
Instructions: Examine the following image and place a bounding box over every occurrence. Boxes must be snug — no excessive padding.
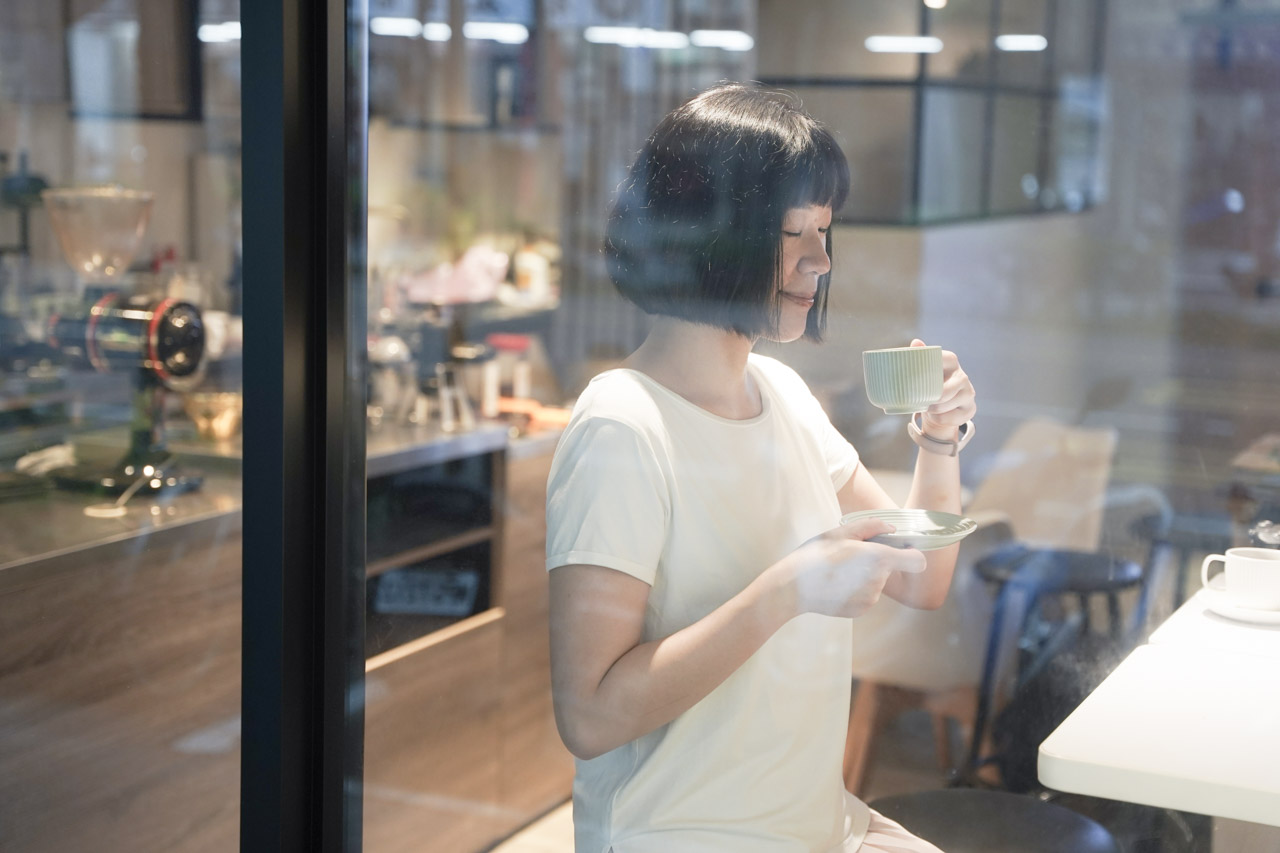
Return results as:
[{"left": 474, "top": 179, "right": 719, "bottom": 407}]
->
[{"left": 782, "top": 230, "right": 801, "bottom": 237}]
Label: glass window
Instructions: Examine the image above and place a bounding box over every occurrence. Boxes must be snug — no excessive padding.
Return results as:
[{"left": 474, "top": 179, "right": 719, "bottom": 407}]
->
[
  {"left": 988, "top": 94, "right": 1047, "bottom": 214},
  {"left": 757, "top": 0, "right": 920, "bottom": 80},
  {"left": 926, "top": 0, "right": 995, "bottom": 83},
  {"left": 0, "top": 0, "right": 243, "bottom": 847},
  {"left": 995, "top": 0, "right": 1050, "bottom": 89},
  {"left": 12, "top": 0, "right": 1280, "bottom": 850},
  {"left": 919, "top": 88, "right": 987, "bottom": 221},
  {"left": 788, "top": 86, "right": 916, "bottom": 222},
  {"left": 1052, "top": 0, "right": 1100, "bottom": 83}
]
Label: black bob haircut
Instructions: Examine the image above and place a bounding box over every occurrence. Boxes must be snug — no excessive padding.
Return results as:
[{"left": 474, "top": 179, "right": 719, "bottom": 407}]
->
[{"left": 603, "top": 82, "right": 850, "bottom": 341}]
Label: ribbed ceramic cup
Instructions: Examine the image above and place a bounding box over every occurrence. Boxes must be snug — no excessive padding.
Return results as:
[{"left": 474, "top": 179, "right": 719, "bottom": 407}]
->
[{"left": 862, "top": 346, "right": 944, "bottom": 415}]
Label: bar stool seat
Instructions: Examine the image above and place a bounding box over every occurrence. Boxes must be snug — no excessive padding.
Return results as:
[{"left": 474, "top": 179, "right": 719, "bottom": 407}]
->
[{"left": 869, "top": 789, "right": 1121, "bottom": 853}]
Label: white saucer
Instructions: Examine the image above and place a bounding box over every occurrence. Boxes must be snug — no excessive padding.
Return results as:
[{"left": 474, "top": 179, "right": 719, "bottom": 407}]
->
[
  {"left": 839, "top": 508, "right": 977, "bottom": 551},
  {"left": 1202, "top": 588, "right": 1280, "bottom": 626}
]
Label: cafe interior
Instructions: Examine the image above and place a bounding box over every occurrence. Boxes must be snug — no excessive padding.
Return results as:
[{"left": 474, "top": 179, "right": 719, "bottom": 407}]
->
[{"left": 1, "top": 0, "right": 1279, "bottom": 851}]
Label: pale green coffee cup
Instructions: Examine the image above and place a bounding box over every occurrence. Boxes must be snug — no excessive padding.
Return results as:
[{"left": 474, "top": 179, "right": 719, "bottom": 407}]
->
[{"left": 862, "top": 345, "right": 944, "bottom": 415}]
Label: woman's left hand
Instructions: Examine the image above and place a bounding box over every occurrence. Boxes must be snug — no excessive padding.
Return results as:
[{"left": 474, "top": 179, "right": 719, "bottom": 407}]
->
[{"left": 911, "top": 338, "right": 976, "bottom": 437}]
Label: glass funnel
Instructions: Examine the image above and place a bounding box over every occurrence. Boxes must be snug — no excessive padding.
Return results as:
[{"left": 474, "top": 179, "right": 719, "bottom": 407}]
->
[{"left": 41, "top": 186, "right": 155, "bottom": 284}]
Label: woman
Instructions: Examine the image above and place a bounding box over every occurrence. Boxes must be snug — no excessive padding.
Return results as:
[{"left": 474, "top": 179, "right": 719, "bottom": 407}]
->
[{"left": 545, "top": 83, "right": 977, "bottom": 852}]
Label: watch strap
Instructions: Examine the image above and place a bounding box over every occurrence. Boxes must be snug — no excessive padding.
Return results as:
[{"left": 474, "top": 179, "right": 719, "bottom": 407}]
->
[{"left": 908, "top": 412, "right": 974, "bottom": 457}]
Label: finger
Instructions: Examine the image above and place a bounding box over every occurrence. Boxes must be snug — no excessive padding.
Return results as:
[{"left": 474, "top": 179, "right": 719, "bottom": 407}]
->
[
  {"left": 927, "top": 387, "right": 973, "bottom": 415},
  {"left": 864, "top": 542, "right": 927, "bottom": 572},
  {"left": 893, "top": 549, "right": 928, "bottom": 574},
  {"left": 910, "top": 338, "right": 926, "bottom": 348}
]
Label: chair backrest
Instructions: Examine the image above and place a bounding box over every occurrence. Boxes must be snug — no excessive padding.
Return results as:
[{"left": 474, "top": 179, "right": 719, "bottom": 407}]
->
[{"left": 967, "top": 418, "right": 1119, "bottom": 552}]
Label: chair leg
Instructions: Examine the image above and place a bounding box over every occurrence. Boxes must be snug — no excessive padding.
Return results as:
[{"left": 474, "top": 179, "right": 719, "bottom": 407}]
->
[
  {"left": 922, "top": 686, "right": 978, "bottom": 772},
  {"left": 930, "top": 712, "right": 952, "bottom": 771},
  {"left": 844, "top": 680, "right": 883, "bottom": 797}
]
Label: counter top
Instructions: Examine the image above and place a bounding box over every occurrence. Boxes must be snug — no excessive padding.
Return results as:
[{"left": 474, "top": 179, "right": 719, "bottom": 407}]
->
[
  {"left": 1, "top": 419, "right": 561, "bottom": 576},
  {"left": 0, "top": 461, "right": 242, "bottom": 576}
]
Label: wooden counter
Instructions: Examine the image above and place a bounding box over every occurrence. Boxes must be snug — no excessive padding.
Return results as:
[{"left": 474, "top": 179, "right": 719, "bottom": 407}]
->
[{"left": 0, "top": 425, "right": 571, "bottom": 853}]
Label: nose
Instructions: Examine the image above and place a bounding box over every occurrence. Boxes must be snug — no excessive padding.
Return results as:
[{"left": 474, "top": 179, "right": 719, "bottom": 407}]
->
[{"left": 798, "top": 231, "right": 831, "bottom": 276}]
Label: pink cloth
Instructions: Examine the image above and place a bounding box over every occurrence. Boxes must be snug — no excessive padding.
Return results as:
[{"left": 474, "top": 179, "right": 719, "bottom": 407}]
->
[{"left": 856, "top": 810, "right": 947, "bottom": 853}]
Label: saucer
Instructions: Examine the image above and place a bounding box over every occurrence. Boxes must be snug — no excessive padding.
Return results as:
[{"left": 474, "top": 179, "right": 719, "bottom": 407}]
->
[
  {"left": 839, "top": 508, "right": 977, "bottom": 551},
  {"left": 1202, "top": 588, "right": 1280, "bottom": 626}
]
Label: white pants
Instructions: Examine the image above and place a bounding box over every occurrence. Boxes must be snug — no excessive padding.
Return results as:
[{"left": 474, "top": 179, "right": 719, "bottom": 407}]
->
[{"left": 856, "top": 809, "right": 947, "bottom": 853}]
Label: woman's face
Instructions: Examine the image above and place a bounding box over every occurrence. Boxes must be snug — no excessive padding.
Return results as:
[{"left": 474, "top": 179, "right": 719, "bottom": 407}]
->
[{"left": 770, "top": 204, "right": 833, "bottom": 343}]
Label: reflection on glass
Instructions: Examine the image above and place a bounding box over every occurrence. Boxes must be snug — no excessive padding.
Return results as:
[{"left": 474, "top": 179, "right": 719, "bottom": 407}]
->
[
  {"left": 757, "top": 0, "right": 920, "bottom": 79},
  {"left": 920, "top": 88, "right": 985, "bottom": 220},
  {"left": 0, "top": 0, "right": 243, "bottom": 848},
  {"left": 926, "top": 0, "right": 994, "bottom": 82},
  {"left": 1053, "top": 0, "right": 1099, "bottom": 82},
  {"left": 995, "top": 0, "right": 1049, "bottom": 88},
  {"left": 789, "top": 87, "right": 915, "bottom": 222},
  {"left": 989, "top": 95, "right": 1044, "bottom": 214},
  {"left": 1047, "top": 80, "right": 1106, "bottom": 212}
]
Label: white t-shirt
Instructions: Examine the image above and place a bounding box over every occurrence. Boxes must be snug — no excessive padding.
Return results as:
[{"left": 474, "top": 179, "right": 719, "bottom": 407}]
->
[{"left": 546, "top": 353, "right": 872, "bottom": 853}]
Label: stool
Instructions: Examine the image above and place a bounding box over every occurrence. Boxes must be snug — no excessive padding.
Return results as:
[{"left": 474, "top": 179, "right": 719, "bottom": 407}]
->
[
  {"left": 869, "top": 789, "right": 1121, "bottom": 853},
  {"left": 961, "top": 544, "right": 1145, "bottom": 779}
]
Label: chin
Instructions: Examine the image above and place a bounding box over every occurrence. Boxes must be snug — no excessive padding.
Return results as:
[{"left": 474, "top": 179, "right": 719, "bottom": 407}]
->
[{"left": 764, "top": 322, "right": 808, "bottom": 344}]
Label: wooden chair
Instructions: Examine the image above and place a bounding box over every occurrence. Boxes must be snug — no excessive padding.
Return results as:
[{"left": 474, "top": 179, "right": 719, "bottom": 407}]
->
[{"left": 844, "top": 418, "right": 1119, "bottom": 796}]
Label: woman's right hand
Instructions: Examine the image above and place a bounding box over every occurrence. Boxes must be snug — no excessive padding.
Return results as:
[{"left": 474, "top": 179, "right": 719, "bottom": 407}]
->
[{"left": 772, "top": 518, "right": 927, "bottom": 619}]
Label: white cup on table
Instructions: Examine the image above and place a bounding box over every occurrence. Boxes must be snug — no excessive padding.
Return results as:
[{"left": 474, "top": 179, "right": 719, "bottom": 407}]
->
[{"left": 1200, "top": 547, "right": 1280, "bottom": 610}]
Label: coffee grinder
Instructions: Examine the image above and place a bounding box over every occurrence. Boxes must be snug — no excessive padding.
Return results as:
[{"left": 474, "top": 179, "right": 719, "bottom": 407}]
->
[{"left": 41, "top": 186, "right": 205, "bottom": 498}]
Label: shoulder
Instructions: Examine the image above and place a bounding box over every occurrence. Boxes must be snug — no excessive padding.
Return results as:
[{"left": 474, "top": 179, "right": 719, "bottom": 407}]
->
[
  {"left": 556, "top": 370, "right": 672, "bottom": 465},
  {"left": 570, "top": 369, "right": 668, "bottom": 435},
  {"left": 748, "top": 352, "right": 815, "bottom": 401}
]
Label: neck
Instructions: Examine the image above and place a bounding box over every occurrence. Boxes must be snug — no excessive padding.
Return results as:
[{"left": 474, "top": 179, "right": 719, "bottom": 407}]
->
[{"left": 623, "top": 318, "right": 760, "bottom": 419}]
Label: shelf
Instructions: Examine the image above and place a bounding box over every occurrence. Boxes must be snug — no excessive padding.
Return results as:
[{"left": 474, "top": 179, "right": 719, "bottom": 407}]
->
[
  {"left": 366, "top": 525, "right": 494, "bottom": 578},
  {"left": 365, "top": 607, "right": 505, "bottom": 672}
]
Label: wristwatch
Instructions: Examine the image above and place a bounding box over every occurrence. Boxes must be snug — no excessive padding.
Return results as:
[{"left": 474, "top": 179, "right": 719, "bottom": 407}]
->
[{"left": 908, "top": 412, "right": 974, "bottom": 457}]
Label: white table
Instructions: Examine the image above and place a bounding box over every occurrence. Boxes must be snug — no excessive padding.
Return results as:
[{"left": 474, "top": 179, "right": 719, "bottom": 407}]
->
[
  {"left": 1149, "top": 589, "right": 1280, "bottom": 659},
  {"left": 1038, "top": 597, "right": 1280, "bottom": 827}
]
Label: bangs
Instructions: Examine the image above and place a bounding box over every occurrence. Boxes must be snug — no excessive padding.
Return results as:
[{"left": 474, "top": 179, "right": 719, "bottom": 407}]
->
[{"left": 780, "top": 124, "right": 851, "bottom": 213}]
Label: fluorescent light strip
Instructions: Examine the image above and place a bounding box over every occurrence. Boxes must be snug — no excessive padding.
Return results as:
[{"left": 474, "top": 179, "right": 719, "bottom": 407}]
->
[
  {"left": 995, "top": 34, "right": 1048, "bottom": 51},
  {"left": 370, "top": 16, "right": 423, "bottom": 37},
  {"left": 423, "top": 22, "right": 452, "bottom": 42},
  {"left": 864, "top": 35, "right": 943, "bottom": 53},
  {"left": 463, "top": 21, "right": 529, "bottom": 44},
  {"left": 583, "top": 26, "right": 690, "bottom": 49},
  {"left": 689, "top": 30, "right": 754, "bottom": 51},
  {"left": 197, "top": 21, "right": 241, "bottom": 43}
]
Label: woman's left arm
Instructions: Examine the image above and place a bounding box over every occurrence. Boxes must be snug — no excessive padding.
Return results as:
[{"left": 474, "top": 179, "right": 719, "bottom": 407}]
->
[{"left": 837, "top": 339, "right": 977, "bottom": 610}]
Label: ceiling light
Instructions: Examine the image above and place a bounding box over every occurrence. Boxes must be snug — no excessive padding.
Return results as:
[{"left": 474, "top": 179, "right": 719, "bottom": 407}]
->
[
  {"left": 994, "top": 34, "right": 1048, "bottom": 51},
  {"left": 463, "top": 21, "right": 529, "bottom": 44},
  {"left": 924, "top": 0, "right": 948, "bottom": 8},
  {"left": 370, "top": 17, "right": 423, "bottom": 38},
  {"left": 423, "top": 22, "right": 451, "bottom": 42},
  {"left": 197, "top": 22, "right": 241, "bottom": 43},
  {"left": 689, "top": 30, "right": 754, "bottom": 51},
  {"left": 864, "top": 35, "right": 943, "bottom": 53},
  {"left": 584, "top": 26, "right": 690, "bottom": 49}
]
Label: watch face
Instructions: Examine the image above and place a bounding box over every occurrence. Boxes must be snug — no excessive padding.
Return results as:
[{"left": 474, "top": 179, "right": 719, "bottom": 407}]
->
[{"left": 155, "top": 302, "right": 205, "bottom": 377}]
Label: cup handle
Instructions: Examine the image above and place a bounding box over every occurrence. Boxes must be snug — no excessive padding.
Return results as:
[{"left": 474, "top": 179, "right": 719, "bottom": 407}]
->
[{"left": 1200, "top": 554, "right": 1226, "bottom": 590}]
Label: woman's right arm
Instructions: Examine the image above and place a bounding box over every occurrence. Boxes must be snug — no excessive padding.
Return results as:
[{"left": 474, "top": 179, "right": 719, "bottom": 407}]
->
[{"left": 548, "top": 518, "right": 924, "bottom": 760}]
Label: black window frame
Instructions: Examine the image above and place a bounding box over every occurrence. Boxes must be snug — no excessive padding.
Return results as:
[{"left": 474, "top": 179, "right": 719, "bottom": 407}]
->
[
  {"left": 760, "top": 0, "right": 1108, "bottom": 226},
  {"left": 240, "top": 1, "right": 369, "bottom": 850}
]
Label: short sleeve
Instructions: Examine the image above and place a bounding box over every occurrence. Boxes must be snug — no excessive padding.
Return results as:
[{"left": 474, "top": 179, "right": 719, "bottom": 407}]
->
[
  {"left": 752, "top": 356, "right": 859, "bottom": 490},
  {"left": 545, "top": 416, "right": 670, "bottom": 584},
  {"left": 818, "top": 414, "right": 860, "bottom": 491}
]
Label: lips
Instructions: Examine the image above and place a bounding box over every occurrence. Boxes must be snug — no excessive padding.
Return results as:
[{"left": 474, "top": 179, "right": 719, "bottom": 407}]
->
[{"left": 782, "top": 292, "right": 815, "bottom": 308}]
